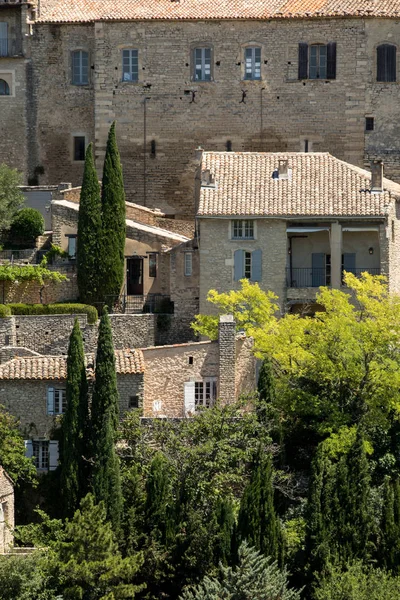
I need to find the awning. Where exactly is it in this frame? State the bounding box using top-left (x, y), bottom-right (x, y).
top-left (286, 227), bottom-right (330, 233)
top-left (342, 226), bottom-right (379, 232)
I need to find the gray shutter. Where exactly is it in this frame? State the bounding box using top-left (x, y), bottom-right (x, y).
top-left (24, 440), bottom-right (33, 459)
top-left (342, 253), bottom-right (356, 275)
top-left (184, 382), bottom-right (195, 416)
top-left (47, 387), bottom-right (55, 415)
top-left (49, 441), bottom-right (59, 471)
top-left (234, 249), bottom-right (245, 281)
top-left (312, 253), bottom-right (325, 287)
top-left (298, 42), bottom-right (308, 79)
top-left (386, 45), bottom-right (396, 82)
top-left (0, 23), bottom-right (8, 57)
top-left (327, 42), bottom-right (337, 79)
top-left (251, 249), bottom-right (262, 282)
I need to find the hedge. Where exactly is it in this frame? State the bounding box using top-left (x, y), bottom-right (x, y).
top-left (0, 304), bottom-right (11, 317)
top-left (3, 303), bottom-right (98, 324)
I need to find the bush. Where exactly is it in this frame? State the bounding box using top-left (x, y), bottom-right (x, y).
top-left (0, 304), bottom-right (11, 317)
top-left (7, 303), bottom-right (98, 324)
top-left (9, 208), bottom-right (45, 245)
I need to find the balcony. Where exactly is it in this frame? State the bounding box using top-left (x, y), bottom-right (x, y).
top-left (102, 293), bottom-right (174, 315)
top-left (286, 267), bottom-right (381, 288)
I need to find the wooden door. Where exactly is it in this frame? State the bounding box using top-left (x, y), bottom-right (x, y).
top-left (126, 257), bottom-right (144, 295)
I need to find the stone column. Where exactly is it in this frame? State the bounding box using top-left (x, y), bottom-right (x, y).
top-left (218, 314), bottom-right (236, 404)
top-left (330, 221), bottom-right (342, 289)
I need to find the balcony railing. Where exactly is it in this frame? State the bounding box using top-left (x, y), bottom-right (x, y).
top-left (100, 293), bottom-right (174, 314)
top-left (287, 267), bottom-right (381, 288)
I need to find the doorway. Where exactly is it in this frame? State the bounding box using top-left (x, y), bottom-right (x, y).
top-left (126, 257), bottom-right (144, 295)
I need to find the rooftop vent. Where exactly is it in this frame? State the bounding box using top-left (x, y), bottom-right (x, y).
top-left (278, 159), bottom-right (289, 179)
top-left (371, 160), bottom-right (383, 192)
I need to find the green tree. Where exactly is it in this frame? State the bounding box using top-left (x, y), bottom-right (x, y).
top-left (60, 319), bottom-right (89, 517)
top-left (179, 542), bottom-right (301, 600)
top-left (9, 207), bottom-right (44, 246)
top-left (237, 448), bottom-right (282, 562)
top-left (379, 477), bottom-right (400, 573)
top-left (145, 452), bottom-right (175, 546)
top-left (77, 143), bottom-right (102, 305)
top-left (0, 405), bottom-right (36, 485)
top-left (0, 164), bottom-right (24, 232)
top-left (55, 494), bottom-right (144, 600)
top-left (99, 122), bottom-right (126, 304)
top-left (0, 552), bottom-right (57, 600)
top-left (214, 496), bottom-right (235, 566)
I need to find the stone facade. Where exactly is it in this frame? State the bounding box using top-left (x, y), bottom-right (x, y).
top-left (3, 13), bottom-right (400, 215)
top-left (0, 467), bottom-right (14, 554)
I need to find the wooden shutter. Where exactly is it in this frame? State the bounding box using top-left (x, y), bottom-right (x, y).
top-left (386, 45), bottom-right (396, 82)
top-left (312, 253), bottom-right (325, 287)
top-left (47, 387), bottom-right (55, 415)
top-left (327, 42), bottom-right (337, 79)
top-left (0, 23), bottom-right (8, 57)
top-left (234, 249), bottom-right (245, 281)
top-left (342, 253), bottom-right (356, 275)
top-left (49, 441), bottom-right (59, 471)
top-left (24, 440), bottom-right (33, 459)
top-left (251, 249), bottom-right (262, 282)
top-left (184, 381), bottom-right (195, 417)
top-left (298, 43), bottom-right (308, 79)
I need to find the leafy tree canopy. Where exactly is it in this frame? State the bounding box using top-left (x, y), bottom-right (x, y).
top-left (0, 164), bottom-right (24, 232)
top-left (0, 404), bottom-right (36, 485)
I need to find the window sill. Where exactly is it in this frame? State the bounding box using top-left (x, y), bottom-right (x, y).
top-left (70, 83), bottom-right (91, 88)
top-left (231, 237), bottom-right (255, 242)
top-left (120, 80), bottom-right (140, 85)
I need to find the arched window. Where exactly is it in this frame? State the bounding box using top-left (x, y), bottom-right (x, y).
top-left (377, 44), bottom-right (396, 82)
top-left (0, 79), bottom-right (10, 95)
top-left (244, 46), bottom-right (261, 80)
top-left (71, 50), bottom-right (89, 85)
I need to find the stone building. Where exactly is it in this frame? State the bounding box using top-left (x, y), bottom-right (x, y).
top-left (0, 466), bottom-right (14, 554)
top-left (196, 151), bottom-right (400, 314)
top-left (2, 1), bottom-right (400, 216)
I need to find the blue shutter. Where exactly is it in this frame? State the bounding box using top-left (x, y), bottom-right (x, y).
top-left (49, 441), bottom-right (59, 471)
top-left (47, 387), bottom-right (55, 415)
top-left (24, 440), bottom-right (33, 459)
top-left (234, 249), bottom-right (245, 281)
top-left (184, 382), bottom-right (195, 416)
top-left (312, 253), bottom-right (325, 287)
top-left (343, 253), bottom-right (356, 275)
top-left (298, 43), bottom-right (308, 79)
top-left (251, 249), bottom-right (262, 282)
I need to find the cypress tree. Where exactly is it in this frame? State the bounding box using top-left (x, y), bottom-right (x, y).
top-left (237, 447), bottom-right (282, 562)
top-left (60, 319), bottom-right (88, 517)
top-left (214, 496), bottom-right (235, 566)
top-left (99, 121), bottom-right (126, 304)
top-left (380, 477), bottom-right (397, 572)
top-left (257, 358), bottom-right (275, 425)
top-left (91, 309), bottom-right (122, 530)
top-left (76, 143), bottom-right (102, 305)
top-left (145, 452), bottom-right (175, 546)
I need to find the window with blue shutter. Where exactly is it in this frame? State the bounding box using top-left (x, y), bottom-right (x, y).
top-left (312, 253), bottom-right (326, 287)
top-left (49, 441), bottom-right (59, 471)
top-left (47, 387), bottom-right (55, 415)
top-left (234, 249), bottom-right (245, 281)
top-left (299, 42), bottom-right (336, 80)
top-left (342, 253), bottom-right (356, 281)
top-left (251, 249), bottom-right (262, 282)
top-left (298, 43), bottom-right (308, 79)
top-left (0, 23), bottom-right (8, 58)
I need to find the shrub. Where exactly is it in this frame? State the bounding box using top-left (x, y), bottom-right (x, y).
top-left (0, 304), bottom-right (11, 317)
top-left (7, 303), bottom-right (98, 324)
top-left (9, 208), bottom-right (44, 245)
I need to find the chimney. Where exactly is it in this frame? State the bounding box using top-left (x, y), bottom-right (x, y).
top-left (278, 159), bottom-right (289, 179)
top-left (371, 160), bottom-right (384, 192)
top-left (195, 146), bottom-right (203, 163)
top-left (218, 315), bottom-right (236, 404)
top-left (201, 169), bottom-right (215, 187)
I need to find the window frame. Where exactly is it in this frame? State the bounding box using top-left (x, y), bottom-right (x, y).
top-left (231, 219), bottom-right (255, 240)
top-left (0, 22), bottom-right (8, 58)
top-left (376, 43), bottom-right (397, 83)
top-left (309, 44), bottom-right (327, 80)
top-left (194, 377), bottom-right (218, 409)
top-left (47, 386), bottom-right (67, 415)
top-left (192, 46), bottom-right (213, 82)
top-left (0, 78), bottom-right (10, 96)
top-left (184, 252), bottom-right (193, 277)
top-left (244, 46), bottom-right (262, 81)
top-left (298, 42), bottom-right (336, 80)
top-left (32, 440), bottom-right (49, 471)
top-left (148, 252), bottom-right (157, 278)
top-left (122, 48), bottom-right (139, 83)
top-left (66, 235), bottom-right (77, 260)
top-left (71, 50), bottom-right (89, 86)
top-left (72, 135), bottom-right (86, 162)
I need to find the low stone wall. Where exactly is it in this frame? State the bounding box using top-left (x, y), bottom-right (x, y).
top-left (1, 265), bottom-right (78, 305)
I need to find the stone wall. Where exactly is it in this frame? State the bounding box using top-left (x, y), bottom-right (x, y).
top-left (218, 315), bottom-right (236, 403)
top-left (20, 17), bottom-right (400, 216)
top-left (1, 265), bottom-right (78, 305)
top-left (0, 467), bottom-right (14, 554)
top-left (170, 239), bottom-right (200, 322)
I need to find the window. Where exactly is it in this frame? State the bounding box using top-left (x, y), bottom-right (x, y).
top-left (67, 235), bottom-right (77, 259)
top-left (377, 44), bottom-right (396, 82)
top-left (244, 47), bottom-right (261, 80)
top-left (234, 248), bottom-right (262, 282)
top-left (0, 79), bottom-right (9, 96)
top-left (33, 441), bottom-right (49, 470)
top-left (129, 395), bottom-right (139, 409)
top-left (298, 42), bottom-right (336, 80)
top-left (72, 50), bottom-right (89, 85)
top-left (244, 251), bottom-right (252, 279)
top-left (47, 386), bottom-right (66, 415)
top-left (184, 252), bottom-right (193, 276)
top-left (365, 117), bottom-right (374, 132)
top-left (149, 253), bottom-right (157, 278)
top-left (232, 220), bottom-right (254, 239)
top-left (195, 378), bottom-right (217, 408)
top-left (73, 136), bottom-right (86, 161)
top-left (122, 49), bottom-right (139, 82)
top-left (0, 23), bottom-right (8, 58)
top-left (193, 47), bottom-right (212, 81)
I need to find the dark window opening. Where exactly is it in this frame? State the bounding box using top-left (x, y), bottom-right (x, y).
top-left (151, 139), bottom-right (156, 158)
top-left (149, 253), bottom-right (157, 278)
top-left (73, 136), bottom-right (86, 161)
top-left (129, 396), bottom-right (139, 409)
top-left (365, 117), bottom-right (374, 132)
top-left (377, 44), bottom-right (396, 82)
top-left (189, 356), bottom-right (194, 365)
top-left (304, 139), bottom-right (309, 152)
top-left (226, 140), bottom-right (232, 152)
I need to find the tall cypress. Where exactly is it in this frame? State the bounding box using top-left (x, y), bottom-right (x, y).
top-left (60, 319), bottom-right (88, 516)
top-left (145, 452), bottom-right (175, 546)
top-left (99, 121), bottom-right (126, 304)
top-left (380, 477), bottom-right (397, 572)
top-left (214, 496), bottom-right (235, 566)
top-left (77, 143), bottom-right (102, 305)
top-left (91, 309), bottom-right (122, 530)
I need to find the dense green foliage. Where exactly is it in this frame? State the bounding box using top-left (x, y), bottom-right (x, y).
top-left (0, 405), bottom-right (36, 485)
top-left (9, 207), bottom-right (44, 245)
top-left (99, 121), bottom-right (126, 304)
top-left (0, 265), bottom-right (67, 285)
top-left (77, 143), bottom-right (102, 305)
top-left (60, 319), bottom-right (89, 516)
top-left (5, 302), bottom-right (98, 323)
top-left (0, 303), bottom-right (11, 316)
top-left (0, 552), bottom-right (57, 600)
top-left (314, 561), bottom-right (400, 599)
top-left (0, 163), bottom-right (24, 232)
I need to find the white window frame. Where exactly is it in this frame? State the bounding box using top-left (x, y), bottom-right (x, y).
top-left (122, 49), bottom-right (139, 82)
top-left (33, 440), bottom-right (49, 471)
top-left (71, 50), bottom-right (89, 85)
top-left (231, 220), bottom-right (255, 240)
top-left (244, 46), bottom-right (261, 80)
top-left (195, 377), bottom-right (218, 409)
top-left (193, 47), bottom-right (212, 81)
top-left (184, 252), bottom-right (193, 276)
top-left (47, 386), bottom-right (66, 415)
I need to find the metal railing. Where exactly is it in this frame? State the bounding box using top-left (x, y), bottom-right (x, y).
top-left (102, 293), bottom-right (174, 314)
top-left (0, 249), bottom-right (37, 262)
top-left (287, 267), bottom-right (381, 288)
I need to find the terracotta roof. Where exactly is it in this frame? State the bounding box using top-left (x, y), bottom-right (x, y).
top-left (0, 349), bottom-right (145, 380)
top-left (36, 0), bottom-right (400, 23)
top-left (197, 152), bottom-right (400, 218)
